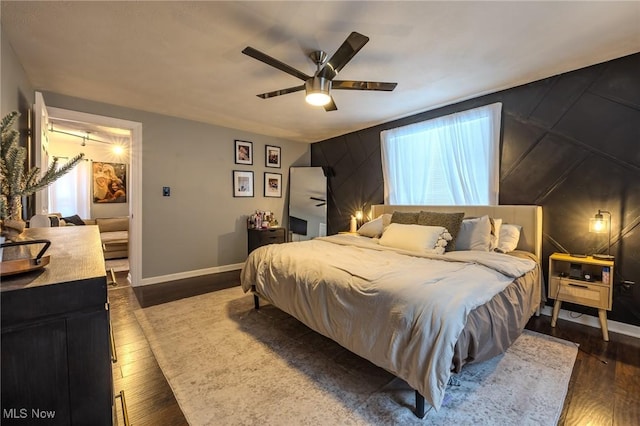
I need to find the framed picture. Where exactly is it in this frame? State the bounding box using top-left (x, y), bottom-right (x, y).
top-left (265, 145), bottom-right (281, 168)
top-left (93, 161), bottom-right (127, 203)
top-left (233, 170), bottom-right (254, 197)
top-left (264, 172), bottom-right (282, 198)
top-left (235, 140), bottom-right (253, 165)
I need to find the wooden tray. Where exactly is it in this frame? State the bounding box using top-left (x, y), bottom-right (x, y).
top-left (1, 255), bottom-right (51, 276)
top-left (0, 239), bottom-right (51, 277)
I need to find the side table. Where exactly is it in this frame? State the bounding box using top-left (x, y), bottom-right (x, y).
top-left (548, 252), bottom-right (614, 341)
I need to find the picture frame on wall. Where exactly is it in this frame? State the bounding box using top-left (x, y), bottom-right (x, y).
top-left (233, 170), bottom-right (254, 197)
top-left (235, 140), bottom-right (253, 165)
top-left (264, 172), bottom-right (282, 198)
top-left (265, 145), bottom-right (281, 168)
top-left (92, 161), bottom-right (127, 203)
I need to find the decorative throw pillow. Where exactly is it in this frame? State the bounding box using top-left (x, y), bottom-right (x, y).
top-left (378, 223), bottom-right (451, 254)
top-left (455, 215), bottom-right (492, 251)
top-left (495, 223), bottom-right (522, 253)
top-left (390, 211), bottom-right (419, 225)
top-left (62, 214), bottom-right (85, 226)
top-left (417, 211), bottom-right (464, 251)
top-left (357, 216), bottom-right (383, 238)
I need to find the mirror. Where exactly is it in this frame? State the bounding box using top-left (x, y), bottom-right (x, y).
top-left (288, 167), bottom-right (327, 241)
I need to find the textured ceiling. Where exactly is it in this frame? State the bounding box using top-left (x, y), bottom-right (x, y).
top-left (2, 1), bottom-right (639, 143)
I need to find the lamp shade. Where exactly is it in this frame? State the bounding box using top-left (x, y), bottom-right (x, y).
top-left (589, 209), bottom-right (614, 260)
top-left (589, 214), bottom-right (609, 233)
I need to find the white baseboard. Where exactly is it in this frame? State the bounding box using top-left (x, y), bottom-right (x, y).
top-left (540, 305), bottom-right (640, 339)
top-left (138, 263), bottom-right (244, 287)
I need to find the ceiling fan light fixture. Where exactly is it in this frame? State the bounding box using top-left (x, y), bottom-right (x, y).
top-left (305, 77), bottom-right (332, 106)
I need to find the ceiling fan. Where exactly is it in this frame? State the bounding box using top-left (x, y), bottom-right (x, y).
top-left (242, 32), bottom-right (397, 111)
top-left (310, 196), bottom-right (326, 207)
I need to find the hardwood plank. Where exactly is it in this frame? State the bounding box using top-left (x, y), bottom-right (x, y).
top-left (526, 313), bottom-right (640, 426)
top-left (613, 334), bottom-right (640, 426)
top-left (132, 270), bottom-right (239, 307)
top-left (108, 280), bottom-right (187, 424)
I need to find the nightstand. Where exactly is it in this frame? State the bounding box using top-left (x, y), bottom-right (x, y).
top-left (247, 227), bottom-right (287, 254)
top-left (548, 252), bottom-right (614, 341)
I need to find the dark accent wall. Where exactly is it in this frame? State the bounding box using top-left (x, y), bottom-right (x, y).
top-left (311, 53), bottom-right (640, 326)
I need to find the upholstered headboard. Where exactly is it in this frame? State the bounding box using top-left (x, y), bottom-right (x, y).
top-left (370, 205), bottom-right (543, 260)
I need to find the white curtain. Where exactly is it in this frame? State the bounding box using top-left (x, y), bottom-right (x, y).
top-left (49, 159), bottom-right (91, 218)
top-left (381, 102), bottom-right (502, 205)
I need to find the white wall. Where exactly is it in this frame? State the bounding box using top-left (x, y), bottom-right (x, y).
top-left (1, 25), bottom-right (34, 117)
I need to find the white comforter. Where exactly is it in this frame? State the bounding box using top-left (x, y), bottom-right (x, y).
top-left (240, 234), bottom-right (536, 410)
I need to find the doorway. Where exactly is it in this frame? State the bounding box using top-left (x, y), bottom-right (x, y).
top-left (35, 92), bottom-right (142, 286)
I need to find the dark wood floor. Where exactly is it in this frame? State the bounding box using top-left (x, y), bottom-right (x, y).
top-left (109, 273), bottom-right (640, 425)
top-left (109, 272), bottom-right (188, 426)
top-left (526, 314), bottom-right (640, 426)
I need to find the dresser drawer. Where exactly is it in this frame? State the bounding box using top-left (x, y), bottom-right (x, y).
top-left (248, 228), bottom-right (287, 254)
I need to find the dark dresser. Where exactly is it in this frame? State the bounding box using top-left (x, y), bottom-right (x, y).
top-left (247, 227), bottom-right (287, 254)
top-left (1, 226), bottom-right (112, 425)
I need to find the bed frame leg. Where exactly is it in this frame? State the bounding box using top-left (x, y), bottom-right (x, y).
top-left (414, 390), bottom-right (426, 418)
top-left (251, 285), bottom-right (260, 310)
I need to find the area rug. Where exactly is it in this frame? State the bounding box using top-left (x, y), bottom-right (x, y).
top-left (134, 287), bottom-right (577, 425)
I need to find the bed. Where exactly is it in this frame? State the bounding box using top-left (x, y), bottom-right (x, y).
top-left (240, 204), bottom-right (543, 417)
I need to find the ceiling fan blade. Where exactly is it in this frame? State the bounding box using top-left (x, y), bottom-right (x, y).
top-left (242, 46), bottom-right (310, 81)
top-left (257, 85), bottom-right (305, 99)
top-left (317, 32), bottom-right (369, 80)
top-left (323, 97), bottom-right (338, 112)
top-left (333, 80), bottom-right (397, 91)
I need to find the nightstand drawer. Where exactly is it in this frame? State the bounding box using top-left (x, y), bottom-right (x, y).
top-left (550, 277), bottom-right (611, 310)
top-left (247, 228), bottom-right (287, 254)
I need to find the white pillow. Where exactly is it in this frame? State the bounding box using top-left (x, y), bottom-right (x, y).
top-left (381, 213), bottom-right (392, 232)
top-left (455, 215), bottom-right (492, 251)
top-left (495, 224), bottom-right (522, 253)
top-left (378, 223), bottom-right (451, 254)
top-left (489, 217), bottom-right (502, 251)
top-left (357, 216), bottom-right (383, 238)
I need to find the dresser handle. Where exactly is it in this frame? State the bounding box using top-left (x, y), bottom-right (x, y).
top-left (110, 323), bottom-right (117, 363)
top-left (115, 390), bottom-right (130, 426)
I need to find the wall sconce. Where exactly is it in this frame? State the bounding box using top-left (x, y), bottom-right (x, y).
top-left (589, 209), bottom-right (614, 260)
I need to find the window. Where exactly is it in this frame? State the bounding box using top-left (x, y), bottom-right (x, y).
top-left (381, 102), bottom-right (502, 205)
top-left (49, 158), bottom-right (90, 218)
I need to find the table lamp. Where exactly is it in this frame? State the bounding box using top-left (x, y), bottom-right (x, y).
top-left (589, 210), bottom-right (614, 260)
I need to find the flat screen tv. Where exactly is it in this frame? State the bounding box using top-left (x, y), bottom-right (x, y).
top-left (289, 216), bottom-right (308, 236)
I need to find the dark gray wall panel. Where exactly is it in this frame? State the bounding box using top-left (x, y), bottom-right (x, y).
top-left (590, 54), bottom-right (640, 108)
top-left (500, 133), bottom-right (590, 205)
top-left (528, 65), bottom-right (603, 129)
top-left (500, 115), bottom-right (547, 178)
top-left (554, 93), bottom-right (640, 167)
top-left (312, 52), bottom-right (640, 326)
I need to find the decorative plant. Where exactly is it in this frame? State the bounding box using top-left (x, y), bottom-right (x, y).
top-left (1, 110), bottom-right (84, 239)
